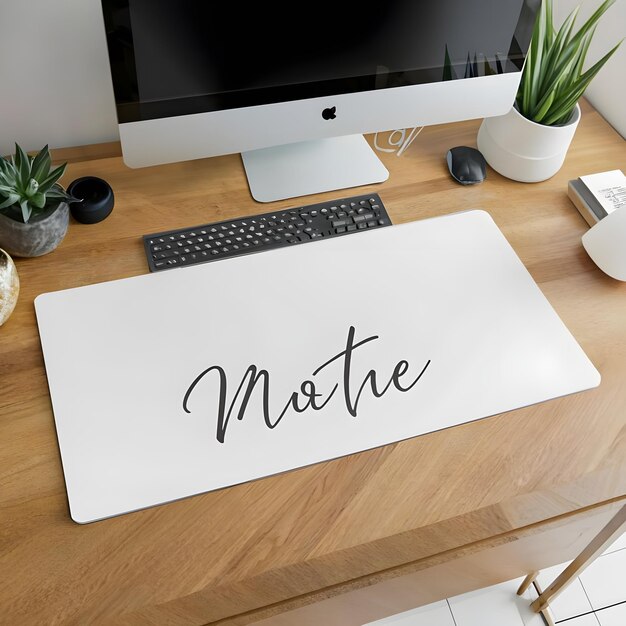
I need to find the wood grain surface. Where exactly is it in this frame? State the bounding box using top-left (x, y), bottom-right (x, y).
top-left (248, 499), bottom-right (625, 626)
top-left (0, 100), bottom-right (625, 625)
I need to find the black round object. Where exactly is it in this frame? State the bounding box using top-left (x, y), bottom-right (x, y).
top-left (67, 176), bottom-right (114, 224)
top-left (446, 146), bottom-right (487, 185)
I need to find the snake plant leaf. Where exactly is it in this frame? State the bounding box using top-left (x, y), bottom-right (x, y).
top-left (0, 162), bottom-right (16, 186)
top-left (0, 194), bottom-right (20, 210)
top-left (45, 187), bottom-right (66, 198)
top-left (572, 28), bottom-right (596, 80)
top-left (0, 184), bottom-right (17, 195)
top-left (46, 187), bottom-right (73, 201)
top-left (545, 0), bottom-right (555, 47)
top-left (14, 144), bottom-right (32, 191)
top-left (566, 0), bottom-right (616, 52)
top-left (520, 44), bottom-right (532, 112)
top-left (533, 89), bottom-right (556, 123)
top-left (539, 7), bottom-right (579, 94)
top-left (30, 192), bottom-right (47, 209)
top-left (542, 39), bottom-right (623, 125)
top-left (20, 199), bottom-right (32, 223)
top-left (531, 56), bottom-right (575, 119)
top-left (537, 16), bottom-right (583, 105)
top-left (36, 162), bottom-right (67, 196)
top-left (0, 156), bottom-right (10, 176)
top-left (30, 145), bottom-right (52, 183)
top-left (548, 0), bottom-right (616, 89)
top-left (517, 0), bottom-right (621, 126)
top-left (527, 0), bottom-right (547, 112)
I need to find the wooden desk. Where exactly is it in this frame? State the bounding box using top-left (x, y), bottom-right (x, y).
top-left (1, 100), bottom-right (625, 625)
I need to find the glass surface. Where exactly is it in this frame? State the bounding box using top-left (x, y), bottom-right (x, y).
top-left (101, 0), bottom-right (540, 123)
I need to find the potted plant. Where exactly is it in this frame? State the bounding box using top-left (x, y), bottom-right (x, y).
top-left (477, 0), bottom-right (622, 183)
top-left (0, 144), bottom-right (80, 257)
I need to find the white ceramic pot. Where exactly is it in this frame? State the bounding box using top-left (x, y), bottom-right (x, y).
top-left (477, 104), bottom-right (581, 183)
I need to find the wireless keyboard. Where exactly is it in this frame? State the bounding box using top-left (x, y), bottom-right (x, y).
top-left (143, 193), bottom-right (391, 272)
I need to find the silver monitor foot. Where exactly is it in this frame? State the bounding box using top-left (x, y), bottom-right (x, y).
top-left (242, 134), bottom-right (389, 203)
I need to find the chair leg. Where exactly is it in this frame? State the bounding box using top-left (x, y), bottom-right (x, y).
top-left (517, 571), bottom-right (539, 595)
top-left (531, 503), bottom-right (626, 613)
top-left (530, 577), bottom-right (556, 626)
top-left (539, 607), bottom-right (556, 626)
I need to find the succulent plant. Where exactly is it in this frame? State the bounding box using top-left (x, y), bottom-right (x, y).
top-left (517, 0), bottom-right (622, 126)
top-left (0, 144), bottom-right (79, 224)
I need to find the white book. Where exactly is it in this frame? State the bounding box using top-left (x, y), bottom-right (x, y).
top-left (570, 169), bottom-right (626, 226)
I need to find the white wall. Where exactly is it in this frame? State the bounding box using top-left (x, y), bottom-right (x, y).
top-left (554, 0), bottom-right (626, 138)
top-left (1, 0), bottom-right (624, 157)
top-left (0, 0), bottom-right (118, 156)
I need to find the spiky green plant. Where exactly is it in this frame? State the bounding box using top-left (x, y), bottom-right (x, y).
top-left (517, 0), bottom-right (622, 126)
top-left (0, 144), bottom-right (79, 224)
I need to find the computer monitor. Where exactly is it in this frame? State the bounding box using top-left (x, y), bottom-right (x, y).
top-left (100, 1), bottom-right (540, 202)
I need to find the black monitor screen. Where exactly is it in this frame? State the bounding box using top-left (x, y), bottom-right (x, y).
top-left (102, 0), bottom-right (540, 123)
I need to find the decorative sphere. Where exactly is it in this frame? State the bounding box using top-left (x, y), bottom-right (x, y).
top-left (0, 248), bottom-right (19, 326)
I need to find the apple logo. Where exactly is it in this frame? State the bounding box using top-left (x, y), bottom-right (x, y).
top-left (322, 106), bottom-right (337, 120)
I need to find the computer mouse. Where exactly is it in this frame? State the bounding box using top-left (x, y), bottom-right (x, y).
top-left (582, 205), bottom-right (626, 281)
top-left (446, 146), bottom-right (487, 185)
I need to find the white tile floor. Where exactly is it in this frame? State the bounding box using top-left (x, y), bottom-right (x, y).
top-left (563, 615), bottom-right (601, 626)
top-left (364, 532), bottom-right (626, 626)
top-left (597, 603), bottom-right (626, 626)
top-left (580, 548), bottom-right (626, 610)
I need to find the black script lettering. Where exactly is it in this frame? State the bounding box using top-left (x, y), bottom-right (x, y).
top-left (183, 364), bottom-right (270, 443)
top-left (183, 326), bottom-right (431, 443)
top-left (312, 326), bottom-right (379, 416)
top-left (353, 369), bottom-right (392, 413)
top-left (391, 359), bottom-right (431, 391)
top-left (313, 327), bottom-right (431, 417)
top-left (274, 381), bottom-right (338, 429)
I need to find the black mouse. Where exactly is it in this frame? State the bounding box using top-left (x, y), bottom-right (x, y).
top-left (446, 146), bottom-right (487, 185)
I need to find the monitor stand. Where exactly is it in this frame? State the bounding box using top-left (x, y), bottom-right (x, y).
top-left (241, 134), bottom-right (389, 203)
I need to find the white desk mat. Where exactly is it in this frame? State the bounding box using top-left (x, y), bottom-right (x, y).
top-left (35, 210), bottom-right (600, 523)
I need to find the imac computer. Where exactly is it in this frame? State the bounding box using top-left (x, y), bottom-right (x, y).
top-left (100, 1), bottom-right (540, 202)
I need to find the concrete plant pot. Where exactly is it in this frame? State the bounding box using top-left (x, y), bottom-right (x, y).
top-left (0, 202), bottom-right (69, 257)
top-left (477, 103), bottom-right (581, 183)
